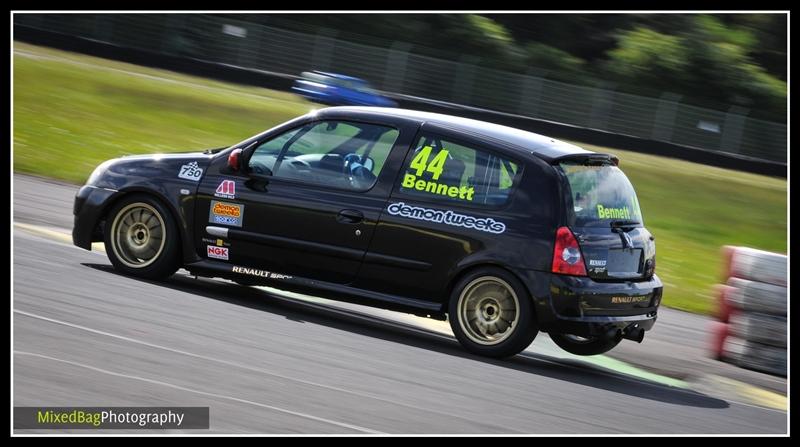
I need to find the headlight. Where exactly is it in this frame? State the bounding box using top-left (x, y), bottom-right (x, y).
top-left (86, 159), bottom-right (115, 186)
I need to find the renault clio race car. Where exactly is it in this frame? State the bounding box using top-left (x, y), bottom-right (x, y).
top-left (73, 107), bottom-right (662, 358)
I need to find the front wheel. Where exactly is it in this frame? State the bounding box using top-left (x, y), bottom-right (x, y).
top-left (549, 333), bottom-right (621, 356)
top-left (448, 267), bottom-right (538, 358)
top-left (104, 195), bottom-right (180, 280)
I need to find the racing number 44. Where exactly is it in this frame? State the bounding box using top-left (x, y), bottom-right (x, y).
top-left (410, 146), bottom-right (449, 180)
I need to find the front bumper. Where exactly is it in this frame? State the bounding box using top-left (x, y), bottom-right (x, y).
top-left (72, 185), bottom-right (118, 249)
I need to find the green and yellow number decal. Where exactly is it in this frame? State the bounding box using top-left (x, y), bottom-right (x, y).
top-left (402, 146), bottom-right (475, 201)
top-left (409, 146), bottom-right (449, 180)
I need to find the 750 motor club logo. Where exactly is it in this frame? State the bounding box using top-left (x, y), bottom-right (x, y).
top-left (214, 180), bottom-right (236, 199)
top-left (178, 162), bottom-right (203, 181)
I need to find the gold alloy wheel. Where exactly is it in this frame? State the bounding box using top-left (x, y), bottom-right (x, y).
top-left (110, 202), bottom-right (167, 269)
top-left (457, 276), bottom-right (521, 345)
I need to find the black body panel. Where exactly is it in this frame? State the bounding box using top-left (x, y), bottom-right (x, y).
top-left (72, 107), bottom-right (663, 337)
top-left (72, 152), bottom-right (214, 264)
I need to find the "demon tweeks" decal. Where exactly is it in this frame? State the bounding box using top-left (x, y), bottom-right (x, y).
top-left (387, 202), bottom-right (506, 234)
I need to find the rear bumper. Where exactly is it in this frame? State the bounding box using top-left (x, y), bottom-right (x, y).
top-left (519, 269), bottom-right (663, 335)
top-left (544, 312), bottom-right (658, 337)
top-left (72, 185), bottom-right (118, 249)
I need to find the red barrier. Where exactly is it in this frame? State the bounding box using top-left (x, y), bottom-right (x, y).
top-left (710, 246), bottom-right (786, 377)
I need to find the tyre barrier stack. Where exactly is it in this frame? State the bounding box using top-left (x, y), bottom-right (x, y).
top-left (710, 246), bottom-right (788, 377)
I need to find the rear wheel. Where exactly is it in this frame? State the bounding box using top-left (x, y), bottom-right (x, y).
top-left (448, 267), bottom-right (538, 358)
top-left (549, 333), bottom-right (621, 356)
top-left (104, 195), bottom-right (180, 280)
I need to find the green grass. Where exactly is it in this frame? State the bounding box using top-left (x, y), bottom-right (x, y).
top-left (13, 42), bottom-right (787, 315)
top-left (13, 42), bottom-right (313, 184)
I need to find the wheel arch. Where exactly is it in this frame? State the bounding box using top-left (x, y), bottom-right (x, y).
top-left (443, 262), bottom-right (537, 316)
top-left (94, 187), bottom-right (188, 261)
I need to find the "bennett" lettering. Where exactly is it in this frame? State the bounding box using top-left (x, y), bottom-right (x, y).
top-left (402, 173), bottom-right (475, 201)
top-left (596, 204), bottom-right (631, 220)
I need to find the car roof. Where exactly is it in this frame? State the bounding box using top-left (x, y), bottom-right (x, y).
top-left (316, 106), bottom-right (595, 163)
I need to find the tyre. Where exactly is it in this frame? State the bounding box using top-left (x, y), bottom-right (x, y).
top-left (729, 312), bottom-right (787, 348)
top-left (724, 245), bottom-right (787, 287)
top-left (722, 335), bottom-right (787, 377)
top-left (104, 195), bottom-right (181, 280)
top-left (726, 277), bottom-right (787, 316)
top-left (448, 267), bottom-right (538, 358)
top-left (714, 284), bottom-right (735, 323)
top-left (549, 333), bottom-right (621, 356)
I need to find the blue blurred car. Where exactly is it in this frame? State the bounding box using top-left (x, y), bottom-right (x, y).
top-left (292, 71), bottom-right (398, 107)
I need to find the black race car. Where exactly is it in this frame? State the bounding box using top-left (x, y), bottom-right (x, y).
top-left (73, 107), bottom-right (662, 358)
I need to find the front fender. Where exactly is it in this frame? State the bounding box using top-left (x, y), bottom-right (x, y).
top-left (72, 152), bottom-right (216, 264)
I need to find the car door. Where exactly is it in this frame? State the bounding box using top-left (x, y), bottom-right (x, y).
top-left (355, 125), bottom-right (525, 302)
top-left (194, 117), bottom-right (415, 285)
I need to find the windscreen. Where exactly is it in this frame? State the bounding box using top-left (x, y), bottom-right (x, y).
top-left (559, 162), bottom-right (643, 227)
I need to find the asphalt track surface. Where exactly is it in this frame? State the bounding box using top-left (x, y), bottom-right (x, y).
top-left (12, 175), bottom-right (788, 434)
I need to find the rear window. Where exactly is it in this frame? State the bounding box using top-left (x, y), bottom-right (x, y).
top-left (559, 162), bottom-right (643, 227)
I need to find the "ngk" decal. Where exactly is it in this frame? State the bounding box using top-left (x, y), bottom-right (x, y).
top-left (207, 245), bottom-right (229, 260)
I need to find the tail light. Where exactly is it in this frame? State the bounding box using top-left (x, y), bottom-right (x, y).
top-left (645, 257), bottom-right (656, 278)
top-left (551, 226), bottom-right (587, 276)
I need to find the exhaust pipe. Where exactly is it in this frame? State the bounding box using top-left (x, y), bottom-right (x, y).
top-left (623, 325), bottom-right (645, 343)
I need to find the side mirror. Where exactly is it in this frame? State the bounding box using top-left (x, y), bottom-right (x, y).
top-left (227, 148), bottom-right (243, 171)
top-left (244, 170), bottom-right (271, 192)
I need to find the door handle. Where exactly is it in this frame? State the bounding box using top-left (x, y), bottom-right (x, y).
top-left (337, 209), bottom-right (364, 224)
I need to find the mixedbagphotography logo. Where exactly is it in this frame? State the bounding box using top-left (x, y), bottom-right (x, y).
top-left (14, 407), bottom-right (210, 430)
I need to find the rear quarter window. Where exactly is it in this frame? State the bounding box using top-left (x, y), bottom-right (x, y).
top-left (397, 134), bottom-right (521, 207)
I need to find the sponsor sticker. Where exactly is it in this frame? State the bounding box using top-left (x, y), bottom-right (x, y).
top-left (214, 180), bottom-right (236, 199)
top-left (178, 162), bottom-right (203, 181)
top-left (231, 266), bottom-right (292, 280)
top-left (207, 245), bottom-right (229, 260)
top-left (610, 295), bottom-right (649, 304)
top-left (202, 237), bottom-right (231, 247)
top-left (387, 202), bottom-right (506, 234)
top-left (201, 238), bottom-right (230, 247)
top-left (208, 200), bottom-right (244, 227)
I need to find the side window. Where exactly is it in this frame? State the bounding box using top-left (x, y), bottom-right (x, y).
top-left (248, 128), bottom-right (303, 175)
top-left (397, 134), bottom-right (521, 206)
top-left (249, 120), bottom-right (399, 191)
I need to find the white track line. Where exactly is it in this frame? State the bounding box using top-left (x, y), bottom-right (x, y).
top-left (14, 350), bottom-right (382, 434)
top-left (14, 309), bottom-right (618, 432)
top-left (12, 309), bottom-right (499, 427)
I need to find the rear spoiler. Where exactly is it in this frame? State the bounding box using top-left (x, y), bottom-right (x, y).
top-left (553, 153), bottom-right (619, 166)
